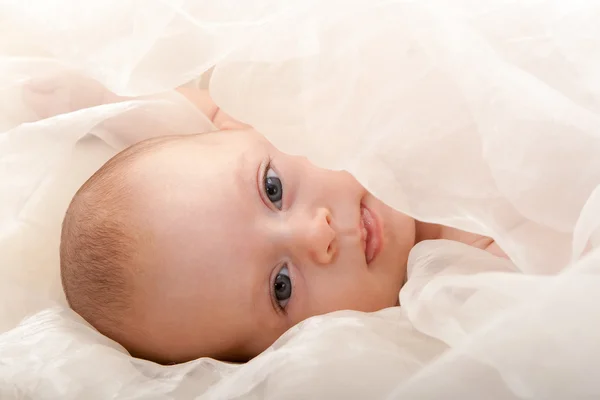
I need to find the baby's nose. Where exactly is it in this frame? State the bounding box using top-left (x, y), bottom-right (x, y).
top-left (294, 208), bottom-right (336, 265)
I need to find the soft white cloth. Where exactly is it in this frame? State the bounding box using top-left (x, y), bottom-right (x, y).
top-left (1, 1), bottom-right (600, 398)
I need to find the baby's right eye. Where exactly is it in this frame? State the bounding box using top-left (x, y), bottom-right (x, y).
top-left (264, 166), bottom-right (283, 210)
top-left (273, 264), bottom-right (292, 310)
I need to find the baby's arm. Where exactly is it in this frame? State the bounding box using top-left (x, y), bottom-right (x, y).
top-left (175, 87), bottom-right (248, 130)
top-left (475, 237), bottom-right (510, 259)
top-left (175, 87), bottom-right (220, 124)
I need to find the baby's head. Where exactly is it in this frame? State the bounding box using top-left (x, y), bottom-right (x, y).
top-left (60, 129), bottom-right (416, 363)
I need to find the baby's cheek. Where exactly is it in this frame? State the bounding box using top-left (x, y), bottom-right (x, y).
top-left (310, 278), bottom-right (388, 316)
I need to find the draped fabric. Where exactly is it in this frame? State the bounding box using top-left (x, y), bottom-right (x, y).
top-left (1, 1), bottom-right (600, 398)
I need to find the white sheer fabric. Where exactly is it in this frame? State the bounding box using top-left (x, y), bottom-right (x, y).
top-left (1, 0), bottom-right (600, 398)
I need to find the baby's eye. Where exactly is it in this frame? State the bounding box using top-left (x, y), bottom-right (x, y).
top-left (273, 264), bottom-right (292, 310)
top-left (264, 167), bottom-right (283, 210)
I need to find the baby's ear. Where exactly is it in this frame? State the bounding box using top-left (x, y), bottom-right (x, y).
top-left (175, 86), bottom-right (251, 131)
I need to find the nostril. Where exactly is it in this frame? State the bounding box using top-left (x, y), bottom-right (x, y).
top-left (326, 241), bottom-right (337, 257)
top-left (325, 213), bottom-right (332, 225)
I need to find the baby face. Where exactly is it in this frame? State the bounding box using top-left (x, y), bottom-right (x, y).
top-left (126, 129), bottom-right (415, 363)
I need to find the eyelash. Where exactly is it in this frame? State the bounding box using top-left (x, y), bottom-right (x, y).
top-left (270, 265), bottom-right (290, 315)
top-left (261, 159), bottom-right (283, 210)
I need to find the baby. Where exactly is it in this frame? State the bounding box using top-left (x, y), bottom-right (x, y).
top-left (60, 88), bottom-right (507, 364)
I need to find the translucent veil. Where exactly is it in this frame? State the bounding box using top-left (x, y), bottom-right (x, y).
top-left (1, 1), bottom-right (600, 398)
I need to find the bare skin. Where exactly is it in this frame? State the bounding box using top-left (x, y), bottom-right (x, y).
top-left (119, 128), bottom-right (417, 362)
top-left (108, 88), bottom-right (508, 363)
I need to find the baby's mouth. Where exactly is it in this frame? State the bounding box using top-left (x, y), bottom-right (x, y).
top-left (360, 203), bottom-right (382, 265)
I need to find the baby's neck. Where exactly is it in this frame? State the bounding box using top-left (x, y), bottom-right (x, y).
top-left (414, 221), bottom-right (444, 243)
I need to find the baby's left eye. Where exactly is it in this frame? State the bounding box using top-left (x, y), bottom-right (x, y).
top-left (264, 167), bottom-right (283, 210)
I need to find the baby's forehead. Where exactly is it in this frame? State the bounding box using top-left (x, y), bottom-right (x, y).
top-left (124, 129), bottom-right (272, 238)
top-left (158, 130), bottom-right (267, 160)
top-left (130, 131), bottom-right (265, 214)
